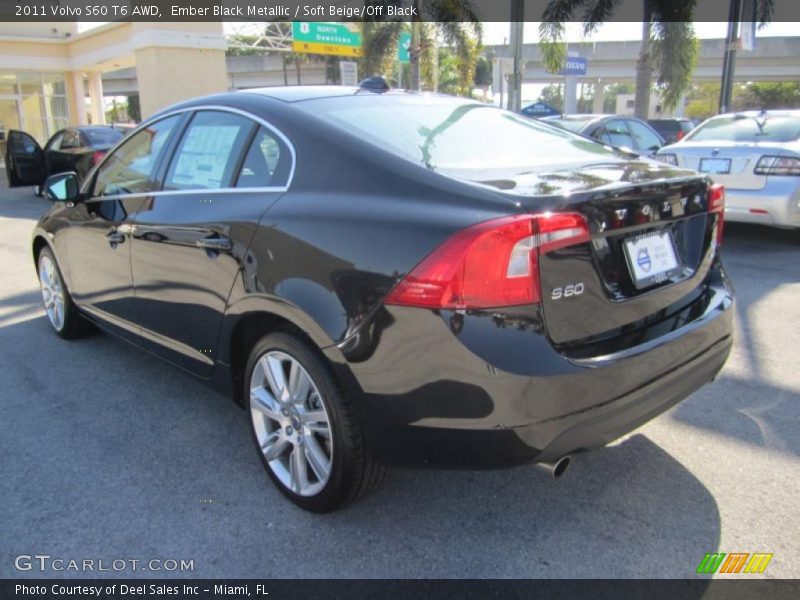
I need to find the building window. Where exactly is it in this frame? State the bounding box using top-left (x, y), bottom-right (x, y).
top-left (1, 71), bottom-right (70, 144)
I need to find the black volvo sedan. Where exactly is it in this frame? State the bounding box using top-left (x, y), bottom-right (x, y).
top-left (32, 86), bottom-right (733, 512)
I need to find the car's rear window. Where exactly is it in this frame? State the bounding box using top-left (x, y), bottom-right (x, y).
top-left (649, 120), bottom-right (680, 133)
top-left (687, 115), bottom-right (800, 143)
top-left (544, 117), bottom-right (596, 133)
top-left (298, 95), bottom-right (619, 179)
top-left (83, 128), bottom-right (125, 146)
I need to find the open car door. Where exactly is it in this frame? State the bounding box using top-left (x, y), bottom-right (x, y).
top-left (5, 130), bottom-right (46, 187)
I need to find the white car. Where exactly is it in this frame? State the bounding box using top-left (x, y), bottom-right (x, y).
top-left (656, 110), bottom-right (800, 230)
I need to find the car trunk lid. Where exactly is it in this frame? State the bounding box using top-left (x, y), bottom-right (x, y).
top-left (483, 159), bottom-right (716, 346)
top-left (669, 141), bottom-right (795, 190)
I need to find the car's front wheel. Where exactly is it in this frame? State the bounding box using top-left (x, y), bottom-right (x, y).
top-left (37, 247), bottom-right (89, 339)
top-left (245, 332), bottom-right (386, 512)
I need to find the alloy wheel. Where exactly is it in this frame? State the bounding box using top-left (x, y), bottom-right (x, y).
top-left (249, 350), bottom-right (334, 497)
top-left (39, 255), bottom-right (65, 332)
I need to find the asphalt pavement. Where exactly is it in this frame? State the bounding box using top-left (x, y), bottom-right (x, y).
top-left (1, 178), bottom-right (798, 578)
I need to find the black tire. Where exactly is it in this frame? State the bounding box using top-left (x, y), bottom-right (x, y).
top-left (36, 247), bottom-right (92, 339)
top-left (245, 331), bottom-right (386, 512)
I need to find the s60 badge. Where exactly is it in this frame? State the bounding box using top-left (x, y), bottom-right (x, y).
top-left (551, 283), bottom-right (585, 300)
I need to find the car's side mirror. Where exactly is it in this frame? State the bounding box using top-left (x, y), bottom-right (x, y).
top-left (648, 145), bottom-right (662, 153)
top-left (44, 172), bottom-right (80, 203)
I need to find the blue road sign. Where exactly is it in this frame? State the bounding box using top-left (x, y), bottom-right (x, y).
top-left (560, 57), bottom-right (587, 76)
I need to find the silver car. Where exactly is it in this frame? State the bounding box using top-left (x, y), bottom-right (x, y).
top-left (656, 111), bottom-right (800, 230)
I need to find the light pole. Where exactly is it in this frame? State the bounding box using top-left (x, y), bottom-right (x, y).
top-left (719, 0), bottom-right (744, 113)
top-left (508, 0), bottom-right (525, 112)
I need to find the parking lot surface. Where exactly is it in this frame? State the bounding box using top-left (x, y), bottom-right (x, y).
top-left (1, 180), bottom-right (798, 578)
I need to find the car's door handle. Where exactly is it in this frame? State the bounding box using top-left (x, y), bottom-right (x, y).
top-left (106, 231), bottom-right (126, 245)
top-left (196, 235), bottom-right (233, 252)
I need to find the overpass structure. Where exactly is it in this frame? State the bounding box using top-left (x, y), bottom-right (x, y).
top-left (489, 36), bottom-right (800, 113)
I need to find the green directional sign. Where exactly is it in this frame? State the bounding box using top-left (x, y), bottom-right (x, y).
top-left (292, 22), bottom-right (363, 57)
top-left (398, 32), bottom-right (411, 63)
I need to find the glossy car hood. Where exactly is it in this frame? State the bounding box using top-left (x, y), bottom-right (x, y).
top-left (461, 159), bottom-right (698, 197)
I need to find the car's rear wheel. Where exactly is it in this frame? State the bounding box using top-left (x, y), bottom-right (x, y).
top-left (37, 247), bottom-right (89, 339)
top-left (245, 332), bottom-right (386, 512)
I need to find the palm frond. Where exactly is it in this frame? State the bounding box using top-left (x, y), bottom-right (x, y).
top-left (651, 20), bottom-right (698, 109)
top-left (582, 0), bottom-right (622, 36)
top-left (756, 0), bottom-right (774, 27)
top-left (425, 0), bottom-right (480, 24)
top-left (539, 0), bottom-right (588, 73)
top-left (362, 21), bottom-right (406, 79)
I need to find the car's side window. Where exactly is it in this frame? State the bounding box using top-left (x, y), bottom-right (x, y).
top-left (603, 120), bottom-right (635, 149)
top-left (163, 111), bottom-right (255, 191)
top-left (92, 115), bottom-right (181, 198)
top-left (46, 131), bottom-right (64, 152)
top-left (627, 120), bottom-right (662, 151)
top-left (60, 129), bottom-right (80, 149)
top-left (235, 127), bottom-right (291, 189)
top-left (10, 132), bottom-right (39, 154)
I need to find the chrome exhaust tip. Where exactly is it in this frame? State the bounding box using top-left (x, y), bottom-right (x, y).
top-left (535, 455), bottom-right (571, 479)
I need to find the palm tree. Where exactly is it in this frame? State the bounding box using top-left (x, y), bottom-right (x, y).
top-left (361, 1), bottom-right (482, 96)
top-left (539, 0), bottom-right (774, 118)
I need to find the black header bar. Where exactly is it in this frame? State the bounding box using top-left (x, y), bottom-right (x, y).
top-left (3, 579), bottom-right (800, 600)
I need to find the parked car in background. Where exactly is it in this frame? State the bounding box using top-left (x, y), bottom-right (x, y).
top-left (648, 118), bottom-right (697, 145)
top-left (4, 124), bottom-right (133, 195)
top-left (32, 87), bottom-right (732, 512)
top-left (541, 114), bottom-right (665, 156)
top-left (656, 110), bottom-right (800, 230)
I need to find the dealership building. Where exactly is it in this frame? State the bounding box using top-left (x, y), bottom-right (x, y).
top-left (0, 22), bottom-right (228, 144)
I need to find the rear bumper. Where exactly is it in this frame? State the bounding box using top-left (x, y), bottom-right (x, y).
top-left (332, 273), bottom-right (734, 468)
top-left (522, 333), bottom-right (731, 462)
top-left (724, 178), bottom-right (800, 228)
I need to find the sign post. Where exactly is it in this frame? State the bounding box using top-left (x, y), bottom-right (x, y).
top-left (398, 32), bottom-right (411, 63)
top-left (292, 22), bottom-right (363, 57)
top-left (339, 61), bottom-right (359, 87)
top-left (561, 52), bottom-right (587, 113)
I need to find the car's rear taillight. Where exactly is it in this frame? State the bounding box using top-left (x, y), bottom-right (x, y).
top-left (385, 213), bottom-right (590, 309)
top-left (708, 184), bottom-right (725, 246)
top-left (753, 155), bottom-right (800, 176)
top-left (92, 151), bottom-right (106, 166)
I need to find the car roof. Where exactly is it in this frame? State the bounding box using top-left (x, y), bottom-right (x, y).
top-left (544, 114), bottom-right (609, 121)
top-left (239, 86), bottom-right (417, 103)
top-left (712, 110), bottom-right (800, 119)
top-left (75, 124), bottom-right (132, 131)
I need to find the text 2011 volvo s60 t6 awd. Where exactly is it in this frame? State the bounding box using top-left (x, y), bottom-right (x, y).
top-left (32, 86), bottom-right (734, 512)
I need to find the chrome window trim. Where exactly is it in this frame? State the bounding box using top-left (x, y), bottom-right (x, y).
top-left (90, 187), bottom-right (291, 202)
top-left (87, 104), bottom-right (297, 198)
